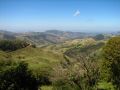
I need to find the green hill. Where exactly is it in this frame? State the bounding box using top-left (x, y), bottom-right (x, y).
top-left (0, 46), bottom-right (64, 75)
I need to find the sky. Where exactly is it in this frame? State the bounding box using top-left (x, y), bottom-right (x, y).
top-left (0, 0), bottom-right (120, 32)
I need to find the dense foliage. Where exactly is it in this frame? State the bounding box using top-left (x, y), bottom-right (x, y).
top-left (0, 61), bottom-right (39, 90)
top-left (94, 34), bottom-right (105, 40)
top-left (102, 36), bottom-right (120, 89)
top-left (0, 40), bottom-right (29, 51)
top-left (51, 54), bottom-right (100, 90)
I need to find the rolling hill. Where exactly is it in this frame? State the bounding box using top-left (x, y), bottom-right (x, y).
top-left (0, 30), bottom-right (99, 46)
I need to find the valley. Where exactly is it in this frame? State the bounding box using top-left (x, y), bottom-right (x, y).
top-left (0, 30), bottom-right (119, 90)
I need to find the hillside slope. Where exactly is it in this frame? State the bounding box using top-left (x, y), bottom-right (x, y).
top-left (0, 46), bottom-right (64, 75)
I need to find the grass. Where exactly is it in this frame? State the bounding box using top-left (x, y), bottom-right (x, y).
top-left (0, 46), bottom-right (65, 75)
top-left (0, 39), bottom-right (109, 90)
top-left (41, 86), bottom-right (53, 90)
top-left (0, 38), bottom-right (102, 75)
top-left (97, 81), bottom-right (115, 90)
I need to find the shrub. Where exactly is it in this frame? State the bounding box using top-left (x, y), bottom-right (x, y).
top-left (51, 55), bottom-right (100, 90)
top-left (0, 61), bottom-right (39, 90)
top-left (0, 40), bottom-right (29, 51)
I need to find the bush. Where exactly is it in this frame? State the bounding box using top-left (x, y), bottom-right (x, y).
top-left (51, 55), bottom-right (100, 90)
top-left (0, 61), bottom-right (39, 90)
top-left (0, 40), bottom-right (29, 51)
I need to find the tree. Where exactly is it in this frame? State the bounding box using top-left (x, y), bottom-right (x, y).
top-left (0, 40), bottom-right (29, 51)
top-left (51, 54), bottom-right (99, 90)
top-left (94, 34), bottom-right (105, 40)
top-left (0, 61), bottom-right (39, 90)
top-left (103, 36), bottom-right (120, 89)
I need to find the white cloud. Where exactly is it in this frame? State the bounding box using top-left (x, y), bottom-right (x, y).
top-left (73, 10), bottom-right (80, 16)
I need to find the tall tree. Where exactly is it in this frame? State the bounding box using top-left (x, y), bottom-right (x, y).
top-left (103, 36), bottom-right (120, 89)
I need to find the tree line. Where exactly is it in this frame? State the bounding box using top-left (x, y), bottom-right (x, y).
top-left (0, 39), bottom-right (30, 51)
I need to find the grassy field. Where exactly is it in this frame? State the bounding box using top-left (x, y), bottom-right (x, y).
top-left (0, 38), bottom-right (105, 73)
top-left (41, 86), bottom-right (53, 90)
top-left (0, 46), bottom-right (65, 75)
top-left (0, 38), bottom-right (104, 74)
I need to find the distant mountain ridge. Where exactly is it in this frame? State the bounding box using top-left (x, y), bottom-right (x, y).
top-left (0, 30), bottom-right (117, 45)
top-left (0, 30), bottom-right (93, 44)
top-left (0, 30), bottom-right (16, 40)
top-left (45, 30), bottom-right (91, 38)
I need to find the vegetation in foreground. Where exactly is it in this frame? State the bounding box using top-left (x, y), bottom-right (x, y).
top-left (0, 36), bottom-right (120, 90)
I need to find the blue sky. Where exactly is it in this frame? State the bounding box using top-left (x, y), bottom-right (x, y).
top-left (0, 0), bottom-right (120, 32)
